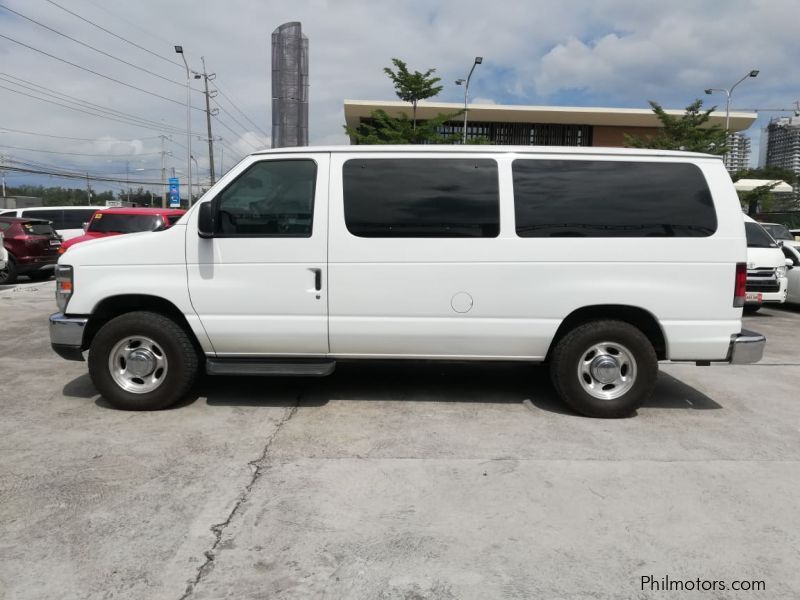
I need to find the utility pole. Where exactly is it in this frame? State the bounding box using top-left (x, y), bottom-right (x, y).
top-left (85, 172), bottom-right (91, 204)
top-left (0, 154), bottom-right (6, 198)
top-left (198, 57), bottom-right (218, 185)
top-left (159, 134), bottom-right (170, 208)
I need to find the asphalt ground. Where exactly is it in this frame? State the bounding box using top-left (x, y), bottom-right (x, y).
top-left (1, 279), bottom-right (799, 599)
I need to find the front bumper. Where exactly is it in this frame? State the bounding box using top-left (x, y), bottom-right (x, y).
top-left (727, 329), bottom-right (766, 364)
top-left (49, 312), bottom-right (88, 361)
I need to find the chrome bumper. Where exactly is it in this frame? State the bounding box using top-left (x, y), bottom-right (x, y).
top-left (49, 312), bottom-right (88, 361)
top-left (728, 329), bottom-right (766, 364)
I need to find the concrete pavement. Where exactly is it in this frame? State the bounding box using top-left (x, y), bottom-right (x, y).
top-left (1, 280), bottom-right (799, 599)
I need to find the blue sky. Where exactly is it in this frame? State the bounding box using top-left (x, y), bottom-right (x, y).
top-left (1, 0), bottom-right (798, 193)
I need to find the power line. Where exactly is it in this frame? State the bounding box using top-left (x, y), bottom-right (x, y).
top-left (0, 32), bottom-right (204, 110)
top-left (0, 73), bottom-right (187, 134)
top-left (44, 0), bottom-right (183, 69)
top-left (213, 80), bottom-right (269, 137)
top-left (6, 163), bottom-right (173, 186)
top-left (212, 98), bottom-right (260, 138)
top-left (0, 144), bottom-right (161, 158)
top-left (212, 115), bottom-right (262, 151)
top-left (0, 4), bottom-right (186, 88)
top-left (0, 83), bottom-right (186, 134)
top-left (0, 125), bottom-right (162, 142)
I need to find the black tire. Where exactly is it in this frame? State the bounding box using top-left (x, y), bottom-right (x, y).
top-left (743, 305), bottom-right (761, 314)
top-left (0, 256), bottom-right (17, 285)
top-left (26, 270), bottom-right (53, 281)
top-left (550, 320), bottom-right (658, 418)
top-left (88, 311), bottom-right (199, 410)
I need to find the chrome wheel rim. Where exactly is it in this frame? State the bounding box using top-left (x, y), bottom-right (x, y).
top-left (108, 336), bottom-right (168, 394)
top-left (577, 341), bottom-right (637, 400)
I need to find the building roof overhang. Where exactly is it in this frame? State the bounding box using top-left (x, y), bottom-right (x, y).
top-left (344, 100), bottom-right (758, 132)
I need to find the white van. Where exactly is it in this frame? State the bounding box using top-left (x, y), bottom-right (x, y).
top-left (0, 206), bottom-right (99, 240)
top-left (742, 215), bottom-right (788, 313)
top-left (49, 146), bottom-right (765, 418)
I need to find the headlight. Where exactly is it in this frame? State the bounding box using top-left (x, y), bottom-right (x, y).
top-left (776, 266), bottom-right (787, 279)
top-left (55, 265), bottom-right (73, 313)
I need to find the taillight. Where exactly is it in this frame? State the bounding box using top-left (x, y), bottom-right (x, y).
top-left (734, 262), bottom-right (747, 307)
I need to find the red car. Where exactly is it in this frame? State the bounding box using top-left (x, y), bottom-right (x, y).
top-left (0, 217), bottom-right (62, 284)
top-left (60, 207), bottom-right (186, 253)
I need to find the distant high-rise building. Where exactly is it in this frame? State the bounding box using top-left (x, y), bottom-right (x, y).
top-left (724, 133), bottom-right (750, 172)
top-left (765, 116), bottom-right (800, 175)
top-left (271, 22), bottom-right (308, 148)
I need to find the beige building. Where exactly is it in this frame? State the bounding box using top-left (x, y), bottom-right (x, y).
top-left (344, 100), bottom-right (757, 148)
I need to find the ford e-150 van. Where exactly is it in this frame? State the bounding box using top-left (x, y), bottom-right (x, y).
top-left (49, 146), bottom-right (765, 418)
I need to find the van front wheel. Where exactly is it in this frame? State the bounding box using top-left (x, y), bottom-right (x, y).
top-left (550, 320), bottom-right (657, 418)
top-left (88, 311), bottom-right (199, 410)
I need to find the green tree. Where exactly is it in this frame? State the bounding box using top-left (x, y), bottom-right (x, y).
top-left (732, 166), bottom-right (797, 216)
top-left (383, 58), bottom-right (443, 130)
top-left (625, 99), bottom-right (728, 154)
top-left (345, 109), bottom-right (463, 145)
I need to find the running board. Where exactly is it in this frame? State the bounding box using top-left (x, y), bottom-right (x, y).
top-left (206, 358), bottom-right (336, 377)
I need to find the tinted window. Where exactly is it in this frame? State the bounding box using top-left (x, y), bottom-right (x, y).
top-left (343, 158), bottom-right (499, 238)
top-left (0, 222), bottom-right (11, 231)
top-left (22, 209), bottom-right (63, 229)
top-left (22, 221), bottom-right (57, 236)
top-left (62, 209), bottom-right (97, 229)
top-left (215, 159), bottom-right (316, 236)
top-left (513, 160), bottom-right (717, 237)
top-left (761, 223), bottom-right (793, 241)
top-left (88, 213), bottom-right (162, 234)
top-left (745, 222), bottom-right (778, 248)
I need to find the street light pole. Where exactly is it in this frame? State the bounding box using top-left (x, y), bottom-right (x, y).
top-left (175, 45), bottom-right (193, 205)
top-left (705, 69), bottom-right (760, 133)
top-left (455, 56), bottom-right (483, 144)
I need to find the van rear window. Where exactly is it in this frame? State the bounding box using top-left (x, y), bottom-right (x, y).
top-left (512, 160), bottom-right (717, 238)
top-left (343, 158), bottom-right (500, 238)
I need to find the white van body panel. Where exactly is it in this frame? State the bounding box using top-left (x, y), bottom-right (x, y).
top-left (184, 153), bottom-right (330, 356)
top-left (58, 226), bottom-right (214, 353)
top-left (327, 151), bottom-right (742, 361)
top-left (60, 146), bottom-right (748, 364)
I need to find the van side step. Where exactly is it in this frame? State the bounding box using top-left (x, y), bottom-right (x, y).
top-left (206, 358), bottom-right (336, 377)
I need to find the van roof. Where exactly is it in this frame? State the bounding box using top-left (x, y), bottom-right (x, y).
top-left (252, 145), bottom-right (720, 160)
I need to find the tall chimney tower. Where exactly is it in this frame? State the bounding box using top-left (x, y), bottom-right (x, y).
top-left (271, 22), bottom-right (309, 148)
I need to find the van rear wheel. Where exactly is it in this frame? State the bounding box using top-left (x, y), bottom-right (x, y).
top-left (88, 311), bottom-right (199, 410)
top-left (550, 320), bottom-right (657, 418)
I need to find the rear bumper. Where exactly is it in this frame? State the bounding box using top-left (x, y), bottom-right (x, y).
top-left (727, 329), bottom-right (766, 364)
top-left (49, 312), bottom-right (88, 361)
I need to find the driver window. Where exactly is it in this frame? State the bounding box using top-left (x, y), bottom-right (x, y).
top-left (216, 159), bottom-right (316, 236)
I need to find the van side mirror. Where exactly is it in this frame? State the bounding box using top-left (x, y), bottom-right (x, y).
top-left (198, 201), bottom-right (216, 238)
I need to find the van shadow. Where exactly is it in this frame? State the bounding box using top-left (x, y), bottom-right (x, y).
top-left (63, 362), bottom-right (722, 414)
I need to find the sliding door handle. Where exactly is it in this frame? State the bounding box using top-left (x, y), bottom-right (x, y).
top-left (311, 268), bottom-right (322, 291)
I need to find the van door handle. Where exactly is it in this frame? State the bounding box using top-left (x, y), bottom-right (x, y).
top-left (311, 268), bottom-right (322, 291)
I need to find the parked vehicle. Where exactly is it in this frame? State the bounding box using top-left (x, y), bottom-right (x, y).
top-left (743, 215), bottom-right (788, 313)
top-left (0, 217), bottom-right (62, 284)
top-left (60, 207), bottom-right (186, 253)
top-left (0, 206), bottom-right (99, 241)
top-left (780, 244), bottom-right (800, 304)
top-left (50, 146), bottom-right (765, 418)
top-left (0, 231), bottom-right (7, 272)
top-left (760, 221), bottom-right (800, 250)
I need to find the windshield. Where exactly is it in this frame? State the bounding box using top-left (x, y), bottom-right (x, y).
top-left (761, 223), bottom-right (793, 241)
top-left (88, 213), bottom-right (162, 234)
top-left (745, 222), bottom-right (778, 248)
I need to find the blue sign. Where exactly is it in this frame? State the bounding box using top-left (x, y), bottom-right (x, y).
top-left (168, 177), bottom-right (180, 207)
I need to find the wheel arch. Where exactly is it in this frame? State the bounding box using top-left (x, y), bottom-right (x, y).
top-left (546, 304), bottom-right (667, 361)
top-left (83, 294), bottom-right (203, 355)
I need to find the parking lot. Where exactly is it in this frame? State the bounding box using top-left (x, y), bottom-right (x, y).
top-left (1, 279), bottom-right (799, 599)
